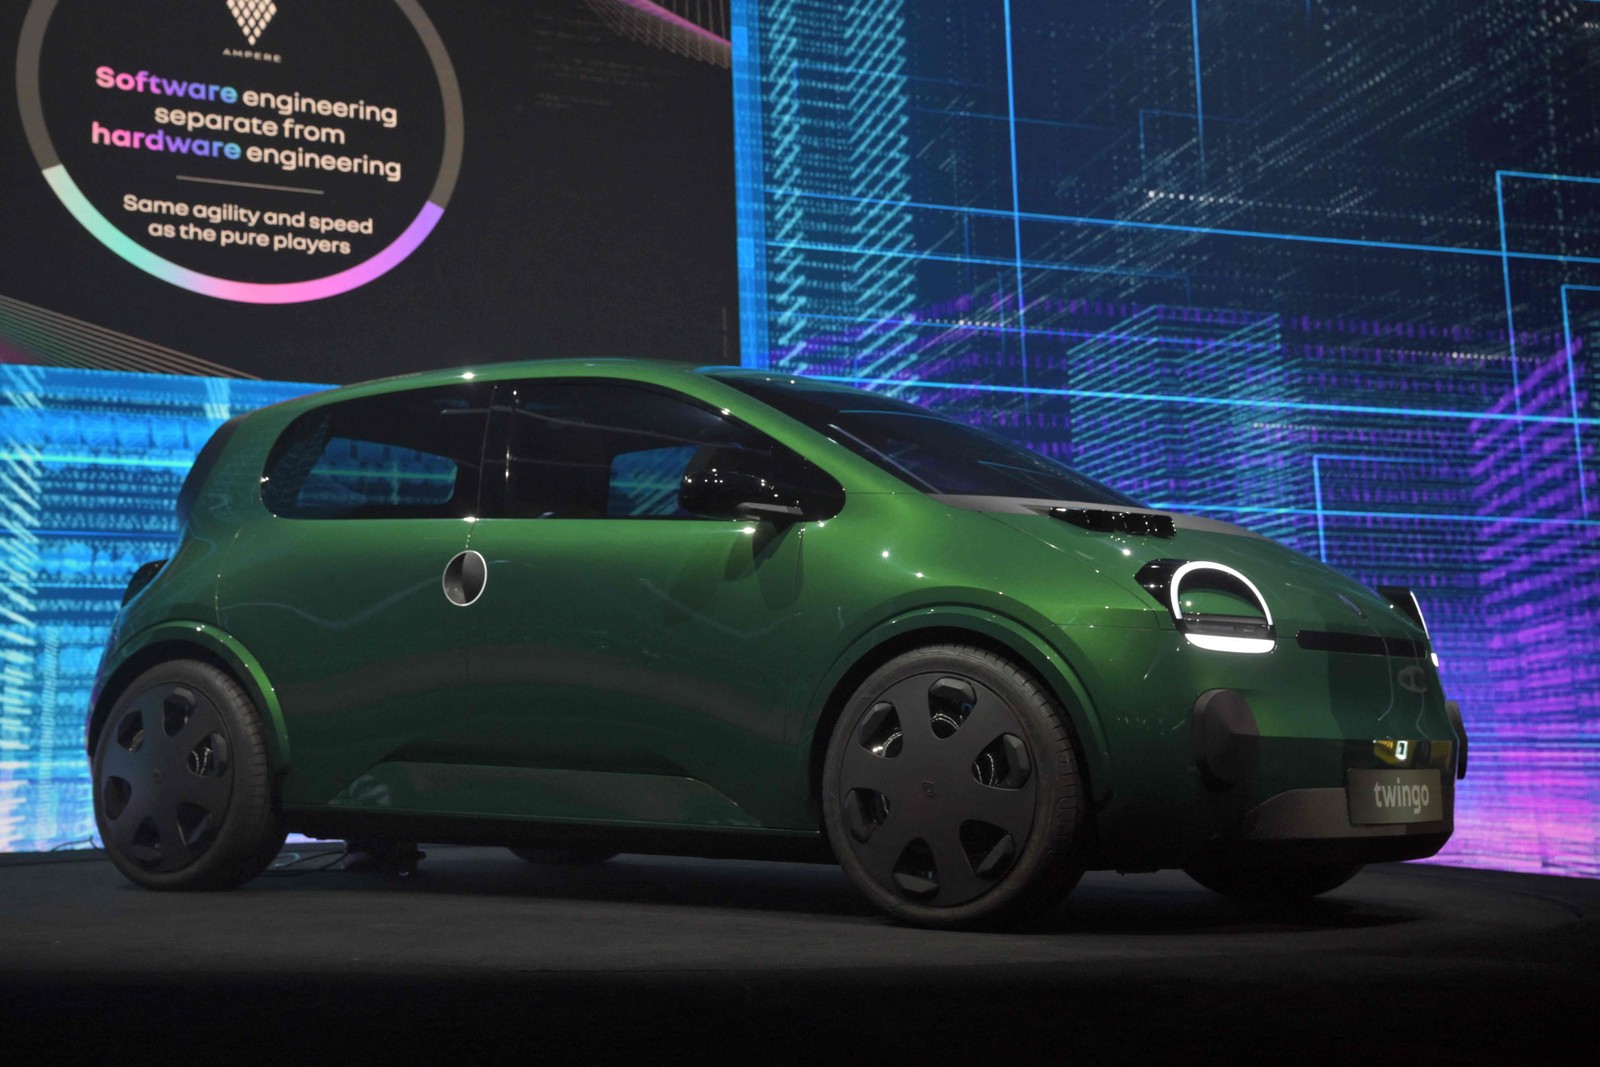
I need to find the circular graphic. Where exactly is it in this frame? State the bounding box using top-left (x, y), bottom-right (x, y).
top-left (16, 0), bottom-right (463, 304)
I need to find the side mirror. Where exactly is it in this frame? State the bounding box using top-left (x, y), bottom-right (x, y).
top-left (680, 447), bottom-right (841, 523)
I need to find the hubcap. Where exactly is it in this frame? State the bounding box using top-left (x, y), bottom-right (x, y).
top-left (98, 684), bottom-right (233, 872)
top-left (838, 673), bottom-right (1037, 906)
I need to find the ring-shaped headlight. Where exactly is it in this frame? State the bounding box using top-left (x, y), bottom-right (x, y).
top-left (1137, 559), bottom-right (1277, 654)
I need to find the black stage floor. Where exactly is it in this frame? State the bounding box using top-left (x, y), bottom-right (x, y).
top-left (2, 847), bottom-right (1595, 1063)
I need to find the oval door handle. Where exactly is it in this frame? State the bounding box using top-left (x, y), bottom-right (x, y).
top-left (442, 550), bottom-right (487, 607)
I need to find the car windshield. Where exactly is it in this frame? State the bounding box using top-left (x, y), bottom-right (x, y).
top-left (714, 374), bottom-right (1143, 507)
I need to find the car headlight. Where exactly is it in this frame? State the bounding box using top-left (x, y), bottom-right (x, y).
top-left (1136, 559), bottom-right (1276, 654)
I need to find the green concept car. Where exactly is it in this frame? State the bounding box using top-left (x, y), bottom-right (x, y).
top-left (88, 360), bottom-right (1467, 928)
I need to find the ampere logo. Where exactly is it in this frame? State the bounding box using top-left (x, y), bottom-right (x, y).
top-left (227, 0), bottom-right (277, 46)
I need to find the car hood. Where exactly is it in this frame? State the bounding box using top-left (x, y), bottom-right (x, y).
top-left (952, 497), bottom-right (1422, 640)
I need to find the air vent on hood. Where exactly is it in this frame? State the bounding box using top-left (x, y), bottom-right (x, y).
top-left (1048, 506), bottom-right (1176, 537)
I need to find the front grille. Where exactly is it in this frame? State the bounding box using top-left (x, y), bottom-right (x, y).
top-left (1295, 629), bottom-right (1427, 659)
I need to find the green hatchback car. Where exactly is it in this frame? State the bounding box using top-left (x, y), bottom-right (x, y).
top-left (89, 359), bottom-right (1466, 927)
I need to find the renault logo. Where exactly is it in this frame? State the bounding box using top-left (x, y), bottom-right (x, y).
top-left (1398, 665), bottom-right (1429, 694)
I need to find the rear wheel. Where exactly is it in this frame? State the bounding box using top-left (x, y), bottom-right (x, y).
top-left (822, 644), bottom-right (1084, 929)
top-left (1185, 862), bottom-right (1363, 901)
top-left (93, 659), bottom-right (284, 890)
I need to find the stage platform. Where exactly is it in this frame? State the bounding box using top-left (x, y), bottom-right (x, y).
top-left (2, 847), bottom-right (1594, 1062)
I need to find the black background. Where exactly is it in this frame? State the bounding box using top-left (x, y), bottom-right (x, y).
top-left (1, 0), bottom-right (737, 382)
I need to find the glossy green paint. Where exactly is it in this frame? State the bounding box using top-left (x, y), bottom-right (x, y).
top-left (95, 359), bottom-right (1456, 869)
top-left (218, 517), bottom-right (477, 807)
top-left (465, 514), bottom-right (805, 828)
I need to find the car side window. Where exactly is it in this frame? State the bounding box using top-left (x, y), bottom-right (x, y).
top-left (261, 384), bottom-right (489, 519)
top-left (498, 380), bottom-right (831, 520)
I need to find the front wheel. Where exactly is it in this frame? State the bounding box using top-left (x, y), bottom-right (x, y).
top-left (93, 659), bottom-right (285, 890)
top-left (1185, 862), bottom-right (1364, 901)
top-left (822, 644), bottom-right (1085, 929)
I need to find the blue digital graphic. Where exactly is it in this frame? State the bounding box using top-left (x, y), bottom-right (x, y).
top-left (732, 0), bottom-right (1599, 875)
top-left (0, 366), bottom-right (320, 852)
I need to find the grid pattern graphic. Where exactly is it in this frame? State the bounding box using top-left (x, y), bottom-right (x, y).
top-left (0, 367), bottom-right (318, 853)
top-left (733, 0), bottom-right (1599, 875)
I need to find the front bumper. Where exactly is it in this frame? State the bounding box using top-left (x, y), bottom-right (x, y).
top-left (1186, 687), bottom-right (1458, 868)
top-left (1186, 781), bottom-right (1454, 871)
top-left (1052, 623), bottom-right (1463, 871)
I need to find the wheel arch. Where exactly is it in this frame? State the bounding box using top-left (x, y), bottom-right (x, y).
top-left (88, 622), bottom-right (290, 773)
top-left (799, 608), bottom-right (1114, 825)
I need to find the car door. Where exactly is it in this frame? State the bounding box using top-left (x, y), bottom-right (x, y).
top-left (217, 381), bottom-right (492, 807)
top-left (463, 378), bottom-right (840, 828)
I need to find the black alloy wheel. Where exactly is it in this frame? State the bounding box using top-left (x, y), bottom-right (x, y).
top-left (94, 659), bottom-right (285, 890)
top-left (823, 644), bottom-right (1084, 929)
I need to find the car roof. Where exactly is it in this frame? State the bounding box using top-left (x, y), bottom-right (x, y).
top-left (350, 357), bottom-right (726, 391)
top-left (321, 359), bottom-right (873, 393)
top-left (248, 358), bottom-right (755, 421)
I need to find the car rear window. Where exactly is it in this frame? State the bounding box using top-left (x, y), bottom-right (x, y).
top-left (261, 384), bottom-right (490, 519)
top-left (713, 374), bottom-right (1142, 506)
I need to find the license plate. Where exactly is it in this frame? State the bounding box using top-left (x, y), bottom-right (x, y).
top-left (1347, 768), bottom-right (1444, 825)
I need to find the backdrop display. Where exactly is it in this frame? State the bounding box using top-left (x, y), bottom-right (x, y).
top-left (733, 0), bottom-right (1598, 876)
top-left (0, 365), bottom-right (320, 852)
top-left (18, 0), bottom-right (461, 303)
top-left (1, 0), bottom-right (737, 383)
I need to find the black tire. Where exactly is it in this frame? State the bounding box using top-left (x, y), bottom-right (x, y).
top-left (822, 644), bottom-right (1085, 929)
top-left (93, 659), bottom-right (285, 890)
top-left (1185, 862), bottom-right (1363, 901)
top-left (508, 846), bottom-right (618, 865)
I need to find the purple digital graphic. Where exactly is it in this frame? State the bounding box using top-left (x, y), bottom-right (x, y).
top-left (733, 0), bottom-right (1598, 878)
